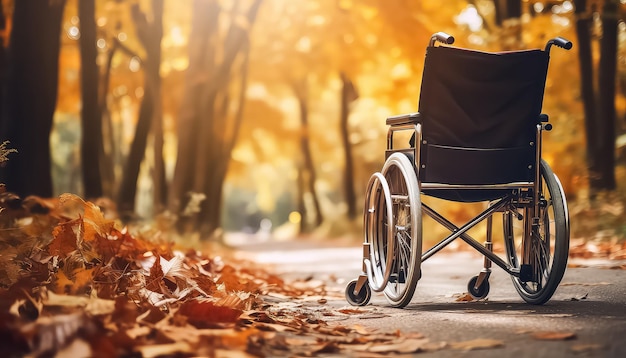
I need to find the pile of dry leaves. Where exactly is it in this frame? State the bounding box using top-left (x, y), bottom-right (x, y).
top-left (0, 193), bottom-right (428, 357)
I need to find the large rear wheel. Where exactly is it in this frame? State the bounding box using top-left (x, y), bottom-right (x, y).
top-left (373, 153), bottom-right (422, 308)
top-left (504, 160), bottom-right (569, 304)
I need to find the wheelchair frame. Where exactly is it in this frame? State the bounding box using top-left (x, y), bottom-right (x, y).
top-left (346, 33), bottom-right (572, 308)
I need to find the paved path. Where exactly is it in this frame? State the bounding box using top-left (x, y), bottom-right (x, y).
top-left (233, 237), bottom-right (626, 357)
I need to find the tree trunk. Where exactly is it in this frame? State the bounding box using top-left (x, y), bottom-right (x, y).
top-left (295, 81), bottom-right (323, 231)
top-left (494, 0), bottom-right (521, 25)
top-left (117, 2), bottom-right (164, 214)
top-left (118, 82), bottom-right (153, 214)
top-left (0, 3), bottom-right (5, 129)
top-left (200, 43), bottom-right (251, 237)
top-left (339, 72), bottom-right (358, 219)
top-left (79, 0), bottom-right (104, 199)
top-left (574, 0), bottom-right (597, 179)
top-left (494, 0), bottom-right (522, 50)
top-left (593, 0), bottom-right (618, 190)
top-left (574, 0), bottom-right (618, 191)
top-left (169, 0), bottom-right (219, 223)
top-left (170, 0), bottom-right (262, 237)
top-left (148, 0), bottom-right (166, 211)
top-left (99, 38), bottom-right (120, 198)
top-left (0, 0), bottom-right (66, 198)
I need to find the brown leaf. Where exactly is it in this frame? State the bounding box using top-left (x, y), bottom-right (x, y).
top-left (52, 270), bottom-right (75, 294)
top-left (531, 331), bottom-right (577, 341)
top-left (571, 343), bottom-right (604, 353)
top-left (368, 338), bottom-right (431, 354)
top-left (49, 221), bottom-right (79, 257)
top-left (177, 299), bottom-right (243, 328)
top-left (146, 254), bottom-right (165, 292)
top-left (337, 308), bottom-right (367, 314)
top-left (454, 293), bottom-right (475, 302)
top-left (136, 342), bottom-right (193, 358)
top-left (82, 200), bottom-right (114, 243)
top-left (450, 338), bottom-right (504, 350)
top-left (19, 312), bottom-right (92, 356)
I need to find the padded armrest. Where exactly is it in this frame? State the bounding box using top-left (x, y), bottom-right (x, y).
top-left (386, 112), bottom-right (421, 126)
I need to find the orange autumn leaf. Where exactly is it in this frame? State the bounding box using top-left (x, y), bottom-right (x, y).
top-left (71, 268), bottom-right (95, 294)
top-left (52, 270), bottom-right (75, 294)
top-left (450, 338), bottom-right (504, 351)
top-left (146, 254), bottom-right (165, 292)
top-left (531, 331), bottom-right (577, 341)
top-left (217, 264), bottom-right (258, 293)
top-left (99, 227), bottom-right (150, 261)
top-left (49, 221), bottom-right (79, 257)
top-left (82, 199), bottom-right (115, 243)
top-left (177, 299), bottom-right (243, 328)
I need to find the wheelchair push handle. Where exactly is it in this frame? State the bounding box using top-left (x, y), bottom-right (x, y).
top-left (545, 37), bottom-right (573, 52)
top-left (429, 32), bottom-right (455, 47)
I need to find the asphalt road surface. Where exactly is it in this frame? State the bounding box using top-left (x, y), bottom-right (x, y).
top-left (234, 237), bottom-right (626, 358)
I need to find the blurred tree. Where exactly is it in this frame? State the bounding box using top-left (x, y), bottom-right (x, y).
top-left (574, 0), bottom-right (617, 191)
top-left (340, 72), bottom-right (358, 219)
top-left (595, 0), bottom-right (618, 190)
top-left (0, 2), bottom-right (5, 127)
top-left (79, 0), bottom-right (104, 199)
top-left (0, 0), bottom-right (67, 198)
top-left (293, 78), bottom-right (324, 231)
top-left (118, 0), bottom-right (165, 214)
top-left (169, 0), bottom-right (263, 236)
top-left (494, 0), bottom-right (521, 25)
top-left (247, 0), bottom-right (438, 231)
top-left (494, 0), bottom-right (522, 49)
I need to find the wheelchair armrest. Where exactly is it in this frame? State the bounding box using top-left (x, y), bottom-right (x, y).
top-left (386, 112), bottom-right (421, 126)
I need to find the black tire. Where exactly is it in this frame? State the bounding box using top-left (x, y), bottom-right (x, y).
top-left (376, 153), bottom-right (422, 308)
top-left (345, 279), bottom-right (371, 306)
top-left (467, 275), bottom-right (490, 300)
top-left (504, 160), bottom-right (569, 304)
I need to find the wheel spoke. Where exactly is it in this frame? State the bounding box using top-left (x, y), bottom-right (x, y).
top-left (364, 153), bottom-right (421, 307)
top-left (503, 160), bottom-right (569, 304)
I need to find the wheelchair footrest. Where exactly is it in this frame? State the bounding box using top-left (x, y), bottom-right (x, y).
top-left (519, 264), bottom-right (533, 282)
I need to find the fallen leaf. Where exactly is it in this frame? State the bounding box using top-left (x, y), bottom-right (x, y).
top-left (337, 308), bottom-right (368, 314)
top-left (450, 338), bottom-right (504, 350)
top-left (49, 221), bottom-right (79, 257)
top-left (570, 293), bottom-right (589, 301)
top-left (19, 312), bottom-right (92, 356)
top-left (454, 293), bottom-right (475, 302)
top-left (255, 322), bottom-right (298, 333)
top-left (571, 343), bottom-right (604, 353)
top-left (54, 338), bottom-right (92, 358)
top-left (531, 331), bottom-right (577, 341)
top-left (177, 299), bottom-right (243, 327)
top-left (368, 338), bottom-right (431, 354)
top-left (43, 291), bottom-right (115, 316)
top-left (136, 342), bottom-right (193, 358)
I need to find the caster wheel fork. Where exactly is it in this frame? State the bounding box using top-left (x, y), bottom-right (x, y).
top-left (468, 275), bottom-right (490, 300)
top-left (345, 278), bottom-right (371, 306)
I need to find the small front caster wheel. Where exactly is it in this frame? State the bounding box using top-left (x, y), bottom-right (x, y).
top-left (467, 276), bottom-right (490, 300)
top-left (345, 279), bottom-right (371, 306)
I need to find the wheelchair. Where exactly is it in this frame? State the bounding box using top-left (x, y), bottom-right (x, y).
top-left (346, 32), bottom-right (572, 308)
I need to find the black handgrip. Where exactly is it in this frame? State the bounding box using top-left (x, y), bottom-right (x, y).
top-left (545, 37), bottom-right (573, 52)
top-left (429, 32), bottom-right (455, 47)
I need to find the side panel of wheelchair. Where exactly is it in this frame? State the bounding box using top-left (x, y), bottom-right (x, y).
top-left (346, 33), bottom-right (572, 308)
